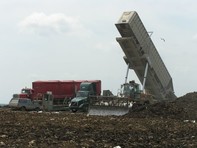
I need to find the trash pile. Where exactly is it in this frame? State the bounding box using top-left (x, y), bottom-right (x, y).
top-left (127, 92), bottom-right (197, 120)
top-left (0, 92), bottom-right (197, 147)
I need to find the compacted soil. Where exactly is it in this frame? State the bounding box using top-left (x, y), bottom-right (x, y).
top-left (1, 92), bottom-right (197, 148)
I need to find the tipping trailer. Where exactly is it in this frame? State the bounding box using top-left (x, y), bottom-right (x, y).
top-left (115, 11), bottom-right (176, 100)
top-left (88, 11), bottom-right (176, 116)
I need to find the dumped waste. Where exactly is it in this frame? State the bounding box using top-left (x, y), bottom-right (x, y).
top-left (126, 92), bottom-right (197, 120)
top-left (1, 92), bottom-right (197, 147)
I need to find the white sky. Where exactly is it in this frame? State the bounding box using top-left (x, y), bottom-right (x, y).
top-left (1, 0), bottom-right (197, 104)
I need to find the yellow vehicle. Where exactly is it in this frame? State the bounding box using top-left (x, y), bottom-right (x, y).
top-left (88, 11), bottom-right (176, 116)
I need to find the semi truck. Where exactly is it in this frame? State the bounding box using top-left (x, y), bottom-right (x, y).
top-left (69, 80), bottom-right (101, 112)
top-left (9, 80), bottom-right (101, 111)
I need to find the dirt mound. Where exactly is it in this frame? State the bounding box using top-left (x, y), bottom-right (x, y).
top-left (1, 109), bottom-right (197, 147)
top-left (1, 92), bottom-right (197, 147)
top-left (175, 92), bottom-right (197, 119)
top-left (127, 101), bottom-right (186, 119)
top-left (127, 92), bottom-right (197, 120)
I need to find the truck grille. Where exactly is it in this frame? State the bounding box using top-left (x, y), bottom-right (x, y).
top-left (71, 102), bottom-right (78, 107)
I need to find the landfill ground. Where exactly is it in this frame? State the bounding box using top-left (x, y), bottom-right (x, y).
top-left (1, 92), bottom-right (197, 148)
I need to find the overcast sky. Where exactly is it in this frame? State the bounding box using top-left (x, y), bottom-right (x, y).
top-left (0, 0), bottom-right (197, 104)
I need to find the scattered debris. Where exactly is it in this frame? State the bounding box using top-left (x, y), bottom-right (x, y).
top-left (0, 141), bottom-right (5, 146)
top-left (1, 92), bottom-right (197, 147)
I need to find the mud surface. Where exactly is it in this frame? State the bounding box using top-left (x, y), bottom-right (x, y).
top-left (1, 92), bottom-right (197, 148)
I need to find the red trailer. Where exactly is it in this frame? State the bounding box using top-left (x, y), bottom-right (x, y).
top-left (13, 80), bottom-right (101, 105)
top-left (32, 80), bottom-right (79, 100)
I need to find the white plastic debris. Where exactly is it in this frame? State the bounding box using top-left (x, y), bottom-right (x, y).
top-left (52, 112), bottom-right (60, 114)
top-left (183, 120), bottom-right (189, 123)
top-left (28, 140), bottom-right (36, 146)
top-left (183, 120), bottom-right (196, 123)
top-left (0, 135), bottom-right (7, 138)
top-left (128, 102), bottom-right (133, 108)
top-left (29, 140), bottom-right (35, 145)
top-left (0, 141), bottom-right (5, 146)
top-left (114, 146), bottom-right (121, 148)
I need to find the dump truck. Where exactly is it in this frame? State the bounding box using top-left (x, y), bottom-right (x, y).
top-left (115, 11), bottom-right (176, 99)
top-left (88, 11), bottom-right (176, 116)
top-left (9, 80), bottom-right (100, 111)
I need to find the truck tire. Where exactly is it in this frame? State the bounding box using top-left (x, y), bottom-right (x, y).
top-left (83, 106), bottom-right (88, 112)
top-left (20, 106), bottom-right (26, 111)
top-left (35, 107), bottom-right (40, 112)
top-left (72, 109), bottom-right (77, 113)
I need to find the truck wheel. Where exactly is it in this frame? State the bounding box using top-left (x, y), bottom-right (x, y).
top-left (83, 106), bottom-right (88, 112)
top-left (20, 106), bottom-right (26, 111)
top-left (72, 109), bottom-right (77, 113)
top-left (35, 107), bottom-right (40, 112)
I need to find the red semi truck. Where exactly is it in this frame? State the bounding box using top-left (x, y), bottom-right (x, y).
top-left (9, 80), bottom-right (101, 110)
